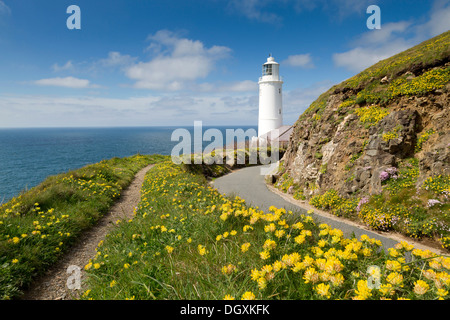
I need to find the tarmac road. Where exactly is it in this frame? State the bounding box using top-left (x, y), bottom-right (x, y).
top-left (212, 165), bottom-right (408, 251)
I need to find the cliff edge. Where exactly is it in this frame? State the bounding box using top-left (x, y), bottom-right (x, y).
top-left (274, 30), bottom-right (450, 250)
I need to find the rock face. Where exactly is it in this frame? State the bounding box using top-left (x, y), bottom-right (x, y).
top-left (279, 72), bottom-right (450, 199)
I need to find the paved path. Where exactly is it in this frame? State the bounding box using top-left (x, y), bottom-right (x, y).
top-left (212, 165), bottom-right (445, 254)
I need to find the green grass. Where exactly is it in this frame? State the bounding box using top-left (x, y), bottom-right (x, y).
top-left (283, 31), bottom-right (450, 251)
top-left (343, 31), bottom-right (450, 91)
top-left (0, 154), bottom-right (167, 300)
top-left (306, 158), bottom-right (450, 249)
top-left (298, 31), bottom-right (450, 122)
top-left (82, 161), bottom-right (450, 300)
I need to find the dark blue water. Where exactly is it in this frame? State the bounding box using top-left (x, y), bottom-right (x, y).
top-left (0, 126), bottom-right (257, 202)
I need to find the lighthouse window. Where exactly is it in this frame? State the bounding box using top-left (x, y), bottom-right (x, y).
top-left (263, 64), bottom-right (272, 76)
top-left (279, 109), bottom-right (281, 114)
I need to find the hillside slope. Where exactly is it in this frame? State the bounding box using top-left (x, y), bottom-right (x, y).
top-left (274, 31), bottom-right (450, 250)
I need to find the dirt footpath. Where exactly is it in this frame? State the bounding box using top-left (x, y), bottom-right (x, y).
top-left (21, 164), bottom-right (154, 300)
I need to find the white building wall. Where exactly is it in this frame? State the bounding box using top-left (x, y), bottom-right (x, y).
top-left (258, 57), bottom-right (283, 137)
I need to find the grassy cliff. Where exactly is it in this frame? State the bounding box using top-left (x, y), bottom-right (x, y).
top-left (275, 31), bottom-right (450, 251)
top-left (0, 154), bottom-right (167, 299)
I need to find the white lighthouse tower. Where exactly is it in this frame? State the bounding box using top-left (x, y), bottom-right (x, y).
top-left (258, 55), bottom-right (283, 137)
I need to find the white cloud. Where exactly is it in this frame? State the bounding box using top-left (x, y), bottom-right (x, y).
top-left (52, 61), bottom-right (75, 72)
top-left (125, 30), bottom-right (232, 91)
top-left (282, 54), bottom-right (314, 68)
top-left (0, 1), bottom-right (11, 15)
top-left (34, 77), bottom-right (98, 89)
top-left (98, 51), bottom-right (136, 68)
top-left (221, 80), bottom-right (258, 92)
top-left (51, 52), bottom-right (136, 76)
top-left (227, 0), bottom-right (378, 23)
top-left (354, 21), bottom-right (413, 46)
top-left (195, 80), bottom-right (258, 93)
top-left (283, 80), bottom-right (335, 116)
top-left (333, 21), bottom-right (415, 72)
top-left (418, 0), bottom-right (450, 37)
top-left (0, 92), bottom-right (258, 127)
top-left (332, 0), bottom-right (450, 73)
top-left (333, 40), bottom-right (411, 73)
top-left (227, 0), bottom-right (281, 23)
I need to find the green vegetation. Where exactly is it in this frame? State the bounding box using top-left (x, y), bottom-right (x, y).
top-left (343, 31), bottom-right (450, 91)
top-left (388, 67), bottom-right (450, 97)
top-left (338, 99), bottom-right (356, 109)
top-left (415, 129), bottom-right (436, 152)
top-left (354, 105), bottom-right (390, 126)
top-left (382, 126), bottom-right (402, 142)
top-left (279, 32), bottom-right (450, 252)
top-left (82, 161), bottom-right (450, 300)
top-left (307, 158), bottom-right (450, 250)
top-left (300, 90), bottom-right (330, 120)
top-left (302, 31), bottom-right (450, 122)
top-left (309, 190), bottom-right (359, 218)
top-left (0, 154), bottom-right (166, 299)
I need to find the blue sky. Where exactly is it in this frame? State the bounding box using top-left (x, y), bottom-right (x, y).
top-left (0, 0), bottom-right (449, 128)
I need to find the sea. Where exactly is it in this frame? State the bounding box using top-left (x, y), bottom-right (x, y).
top-left (0, 126), bottom-right (257, 202)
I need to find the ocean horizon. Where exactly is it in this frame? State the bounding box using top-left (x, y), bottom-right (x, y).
top-left (0, 125), bottom-right (257, 202)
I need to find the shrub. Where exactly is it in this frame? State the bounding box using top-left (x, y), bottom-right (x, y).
top-left (354, 105), bottom-right (390, 126)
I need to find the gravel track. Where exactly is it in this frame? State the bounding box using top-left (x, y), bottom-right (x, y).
top-left (21, 164), bottom-right (154, 300)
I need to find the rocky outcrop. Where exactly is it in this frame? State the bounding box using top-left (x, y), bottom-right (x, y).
top-left (278, 75), bottom-right (449, 199)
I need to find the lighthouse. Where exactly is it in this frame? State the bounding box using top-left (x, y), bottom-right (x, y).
top-left (258, 55), bottom-right (283, 137)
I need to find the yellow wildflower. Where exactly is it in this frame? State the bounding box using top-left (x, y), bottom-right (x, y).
top-left (315, 283), bottom-right (331, 299)
top-left (241, 242), bottom-right (251, 253)
top-left (274, 229), bottom-right (285, 238)
top-left (303, 267), bottom-right (319, 284)
top-left (251, 269), bottom-right (261, 281)
top-left (241, 291), bottom-right (256, 300)
top-left (294, 234), bottom-right (306, 245)
top-left (165, 246), bottom-right (174, 254)
top-left (436, 288), bottom-right (448, 298)
top-left (198, 244), bottom-right (207, 256)
top-left (263, 239), bottom-right (277, 251)
top-left (379, 284), bottom-right (395, 296)
top-left (413, 280), bottom-right (430, 295)
top-left (221, 264), bottom-right (236, 275)
top-left (257, 277), bottom-right (267, 290)
top-left (386, 272), bottom-right (403, 286)
top-left (259, 250), bottom-right (270, 260)
top-left (329, 273), bottom-right (345, 287)
top-left (386, 260), bottom-right (402, 272)
top-left (354, 280), bottom-right (372, 300)
top-left (264, 223), bottom-right (276, 233)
